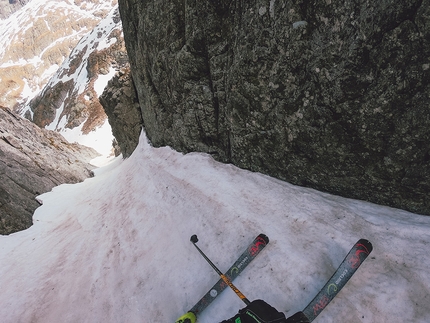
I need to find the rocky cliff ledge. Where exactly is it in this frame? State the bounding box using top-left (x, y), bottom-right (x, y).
top-left (99, 67), bottom-right (142, 158)
top-left (28, 7), bottom-right (125, 135)
top-left (118, 0), bottom-right (429, 215)
top-left (0, 107), bottom-right (98, 235)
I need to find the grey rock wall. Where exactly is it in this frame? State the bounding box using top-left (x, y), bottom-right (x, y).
top-left (0, 107), bottom-right (98, 235)
top-left (118, 0), bottom-right (430, 215)
top-left (100, 67), bottom-right (142, 158)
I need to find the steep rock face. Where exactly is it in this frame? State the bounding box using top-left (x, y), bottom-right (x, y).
top-left (99, 67), bottom-right (142, 158)
top-left (0, 107), bottom-right (98, 235)
top-left (118, 0), bottom-right (430, 215)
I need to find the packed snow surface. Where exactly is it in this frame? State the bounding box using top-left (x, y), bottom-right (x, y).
top-left (1, 132), bottom-right (429, 323)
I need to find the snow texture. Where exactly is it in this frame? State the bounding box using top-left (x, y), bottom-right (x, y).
top-left (0, 131), bottom-right (429, 323)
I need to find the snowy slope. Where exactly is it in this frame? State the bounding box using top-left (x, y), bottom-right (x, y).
top-left (0, 131), bottom-right (429, 323)
top-left (0, 0), bottom-right (121, 163)
top-left (33, 6), bottom-right (123, 163)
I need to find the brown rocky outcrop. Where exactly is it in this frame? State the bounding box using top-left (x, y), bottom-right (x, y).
top-left (0, 0), bottom-right (117, 111)
top-left (118, 0), bottom-right (430, 215)
top-left (29, 7), bottom-right (126, 136)
top-left (0, 107), bottom-right (98, 235)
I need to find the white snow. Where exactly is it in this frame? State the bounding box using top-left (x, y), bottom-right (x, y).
top-left (97, 34), bottom-right (118, 51)
top-left (1, 131), bottom-right (429, 323)
top-left (44, 5), bottom-right (121, 93)
top-left (94, 66), bottom-right (117, 97)
top-left (58, 119), bottom-right (115, 166)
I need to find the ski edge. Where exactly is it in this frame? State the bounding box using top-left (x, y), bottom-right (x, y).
top-left (190, 233), bottom-right (269, 314)
top-left (286, 238), bottom-right (373, 323)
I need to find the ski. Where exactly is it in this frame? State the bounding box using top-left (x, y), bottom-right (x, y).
top-left (286, 238), bottom-right (373, 323)
top-left (175, 233), bottom-right (269, 323)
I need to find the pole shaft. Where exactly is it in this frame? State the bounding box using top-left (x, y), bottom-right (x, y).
top-left (192, 241), bottom-right (251, 305)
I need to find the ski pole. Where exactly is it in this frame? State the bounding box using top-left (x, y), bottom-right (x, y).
top-left (190, 234), bottom-right (251, 306)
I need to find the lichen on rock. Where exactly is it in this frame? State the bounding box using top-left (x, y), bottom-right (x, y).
top-left (117, 0), bottom-right (430, 215)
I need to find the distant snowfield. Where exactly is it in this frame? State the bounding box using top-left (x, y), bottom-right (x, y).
top-left (0, 131), bottom-right (429, 323)
top-left (1, 0), bottom-right (117, 161)
top-left (59, 119), bottom-right (115, 167)
top-left (41, 5), bottom-right (121, 161)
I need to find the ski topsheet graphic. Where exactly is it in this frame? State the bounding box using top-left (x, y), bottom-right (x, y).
top-left (191, 233), bottom-right (269, 315)
top-left (176, 237), bottom-right (372, 323)
top-left (286, 238), bottom-right (373, 322)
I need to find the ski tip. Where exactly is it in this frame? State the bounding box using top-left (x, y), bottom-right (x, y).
top-left (175, 311), bottom-right (196, 323)
top-left (258, 233), bottom-right (269, 244)
top-left (356, 238), bottom-right (373, 253)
